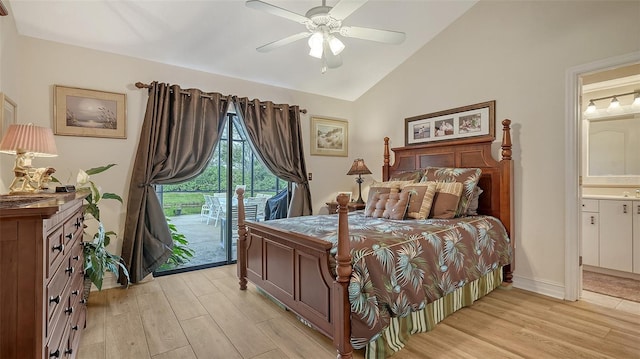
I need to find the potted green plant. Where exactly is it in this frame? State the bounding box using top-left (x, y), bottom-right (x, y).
top-left (83, 222), bottom-right (130, 296)
top-left (54, 164), bottom-right (130, 299)
top-left (158, 218), bottom-right (195, 271)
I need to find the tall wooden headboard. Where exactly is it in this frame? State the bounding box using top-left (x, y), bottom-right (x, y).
top-left (382, 119), bottom-right (514, 281)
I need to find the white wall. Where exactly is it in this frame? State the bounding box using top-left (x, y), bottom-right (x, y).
top-left (353, 0), bottom-right (640, 297)
top-left (5, 34), bottom-right (355, 263)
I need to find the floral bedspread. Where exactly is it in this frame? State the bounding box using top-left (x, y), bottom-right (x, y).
top-left (262, 211), bottom-right (512, 348)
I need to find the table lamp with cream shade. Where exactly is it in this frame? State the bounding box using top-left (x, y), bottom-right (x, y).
top-left (0, 123), bottom-right (58, 193)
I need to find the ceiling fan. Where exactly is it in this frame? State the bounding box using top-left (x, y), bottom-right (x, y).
top-left (246, 0), bottom-right (406, 73)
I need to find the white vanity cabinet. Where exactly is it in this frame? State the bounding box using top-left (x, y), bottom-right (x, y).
top-left (598, 199), bottom-right (633, 272)
top-left (581, 199), bottom-right (599, 266)
top-left (582, 197), bottom-right (640, 274)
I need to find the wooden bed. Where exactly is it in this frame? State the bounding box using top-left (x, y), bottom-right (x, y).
top-left (236, 119), bottom-right (514, 359)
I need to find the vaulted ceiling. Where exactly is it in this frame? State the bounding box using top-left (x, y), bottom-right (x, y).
top-left (9, 0), bottom-right (477, 101)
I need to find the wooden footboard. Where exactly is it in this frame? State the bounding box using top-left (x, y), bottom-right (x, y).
top-left (237, 190), bottom-right (353, 358)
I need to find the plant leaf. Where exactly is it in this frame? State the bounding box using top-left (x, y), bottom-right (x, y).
top-left (86, 164), bottom-right (117, 176)
top-left (102, 192), bottom-right (123, 203)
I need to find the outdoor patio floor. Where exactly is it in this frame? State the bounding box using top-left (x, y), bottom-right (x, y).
top-left (160, 213), bottom-right (236, 272)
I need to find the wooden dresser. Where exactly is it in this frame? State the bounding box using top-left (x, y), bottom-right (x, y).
top-left (0, 192), bottom-right (87, 359)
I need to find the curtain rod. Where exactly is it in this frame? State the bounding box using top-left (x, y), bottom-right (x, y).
top-left (135, 82), bottom-right (307, 114)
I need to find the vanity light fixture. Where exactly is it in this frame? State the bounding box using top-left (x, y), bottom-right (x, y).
top-left (633, 92), bottom-right (640, 108)
top-left (584, 91), bottom-right (640, 115)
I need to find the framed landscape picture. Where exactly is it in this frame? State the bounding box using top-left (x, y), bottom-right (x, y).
top-left (405, 100), bottom-right (495, 146)
top-left (54, 85), bottom-right (127, 139)
top-left (310, 116), bottom-right (348, 157)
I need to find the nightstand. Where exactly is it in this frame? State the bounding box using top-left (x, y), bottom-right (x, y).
top-left (326, 201), bottom-right (366, 213)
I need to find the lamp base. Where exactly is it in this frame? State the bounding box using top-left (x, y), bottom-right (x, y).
top-left (8, 164), bottom-right (56, 194)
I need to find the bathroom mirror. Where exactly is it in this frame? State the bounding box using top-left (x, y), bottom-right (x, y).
top-left (583, 113), bottom-right (640, 184)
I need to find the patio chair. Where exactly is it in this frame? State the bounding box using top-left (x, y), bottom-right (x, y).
top-left (221, 204), bottom-right (257, 245)
top-left (204, 195), bottom-right (225, 226)
top-left (245, 196), bottom-right (268, 221)
top-left (201, 194), bottom-right (213, 222)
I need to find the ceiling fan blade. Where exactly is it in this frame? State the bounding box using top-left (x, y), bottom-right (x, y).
top-left (328, 0), bottom-right (368, 20)
top-left (340, 26), bottom-right (406, 44)
top-left (245, 0), bottom-right (310, 24)
top-left (323, 41), bottom-right (343, 69)
top-left (256, 32), bottom-right (311, 52)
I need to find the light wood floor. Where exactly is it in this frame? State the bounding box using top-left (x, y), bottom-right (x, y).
top-left (78, 265), bottom-right (640, 359)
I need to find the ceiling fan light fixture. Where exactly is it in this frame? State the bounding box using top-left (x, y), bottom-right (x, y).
top-left (308, 31), bottom-right (324, 58)
top-left (309, 46), bottom-right (323, 59)
top-left (328, 35), bottom-right (345, 55)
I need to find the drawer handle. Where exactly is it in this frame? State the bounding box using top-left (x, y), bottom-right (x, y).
top-left (65, 267), bottom-right (74, 275)
top-left (72, 290), bottom-right (79, 296)
top-left (623, 204), bottom-right (627, 214)
top-left (72, 325), bottom-right (79, 331)
top-left (64, 307), bottom-right (73, 315)
top-left (52, 243), bottom-right (64, 253)
top-left (65, 233), bottom-right (73, 241)
top-left (74, 220), bottom-right (81, 228)
top-left (64, 348), bottom-right (73, 355)
top-left (49, 295), bottom-right (61, 305)
top-left (72, 255), bottom-right (80, 261)
top-left (81, 299), bottom-right (87, 304)
top-left (590, 216), bottom-right (594, 225)
top-left (49, 349), bottom-right (60, 358)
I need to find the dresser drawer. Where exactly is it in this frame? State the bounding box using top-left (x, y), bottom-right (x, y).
top-left (581, 199), bottom-right (599, 212)
top-left (68, 302), bottom-right (86, 357)
top-left (63, 214), bottom-right (82, 248)
top-left (46, 225), bottom-right (66, 279)
top-left (46, 262), bottom-right (72, 338)
top-left (45, 310), bottom-right (67, 359)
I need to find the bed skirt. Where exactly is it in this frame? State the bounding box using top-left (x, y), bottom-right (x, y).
top-left (363, 266), bottom-right (504, 359)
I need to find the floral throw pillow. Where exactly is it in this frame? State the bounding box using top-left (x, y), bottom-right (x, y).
top-left (421, 167), bottom-right (481, 217)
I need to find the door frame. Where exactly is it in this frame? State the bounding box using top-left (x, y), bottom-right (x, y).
top-left (564, 51), bottom-right (640, 301)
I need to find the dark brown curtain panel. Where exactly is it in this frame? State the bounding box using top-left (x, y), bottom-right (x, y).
top-left (121, 82), bottom-right (230, 283)
top-left (234, 98), bottom-right (312, 216)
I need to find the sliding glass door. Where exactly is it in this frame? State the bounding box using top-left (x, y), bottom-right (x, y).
top-left (154, 114), bottom-right (287, 275)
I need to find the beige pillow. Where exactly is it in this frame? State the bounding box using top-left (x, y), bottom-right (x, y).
top-left (403, 182), bottom-right (437, 219)
top-left (421, 167), bottom-right (481, 217)
top-left (428, 182), bottom-right (463, 219)
top-left (382, 191), bottom-right (411, 220)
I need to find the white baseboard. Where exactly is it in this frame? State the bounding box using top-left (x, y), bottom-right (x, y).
top-left (512, 275), bottom-right (566, 300)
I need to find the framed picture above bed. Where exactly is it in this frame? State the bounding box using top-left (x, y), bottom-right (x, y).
top-left (405, 100), bottom-right (495, 146)
top-left (310, 116), bottom-right (348, 157)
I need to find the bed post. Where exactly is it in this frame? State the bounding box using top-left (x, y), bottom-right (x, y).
top-left (383, 137), bottom-right (390, 181)
top-left (333, 194), bottom-right (353, 359)
top-left (500, 119), bottom-right (514, 285)
top-left (236, 187), bottom-right (248, 290)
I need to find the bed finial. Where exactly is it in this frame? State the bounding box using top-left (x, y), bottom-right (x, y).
top-left (383, 137), bottom-right (390, 181)
top-left (236, 187), bottom-right (248, 290)
top-left (501, 119), bottom-right (512, 161)
top-left (334, 193), bottom-right (353, 359)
